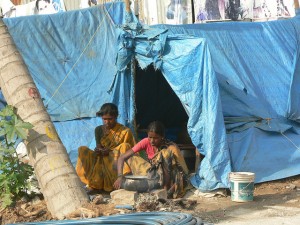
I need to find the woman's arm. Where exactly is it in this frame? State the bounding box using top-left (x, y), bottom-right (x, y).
top-left (113, 138), bottom-right (148, 189)
top-left (113, 149), bottom-right (134, 189)
top-left (94, 126), bottom-right (103, 146)
top-left (94, 126), bottom-right (111, 156)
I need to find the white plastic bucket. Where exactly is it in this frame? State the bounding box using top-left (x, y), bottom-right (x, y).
top-left (229, 172), bottom-right (255, 202)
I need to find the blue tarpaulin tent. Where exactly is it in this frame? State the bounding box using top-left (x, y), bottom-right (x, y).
top-left (2, 1), bottom-right (300, 191)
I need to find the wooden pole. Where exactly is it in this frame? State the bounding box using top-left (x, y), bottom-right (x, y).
top-left (295, 0), bottom-right (299, 9)
top-left (125, 0), bottom-right (130, 13)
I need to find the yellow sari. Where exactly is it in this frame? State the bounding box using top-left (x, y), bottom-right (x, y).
top-left (76, 123), bottom-right (135, 191)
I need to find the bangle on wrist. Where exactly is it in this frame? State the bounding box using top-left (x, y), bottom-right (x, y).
top-left (117, 174), bottom-right (123, 178)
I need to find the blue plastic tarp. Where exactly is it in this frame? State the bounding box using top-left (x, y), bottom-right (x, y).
top-left (3, 1), bottom-right (132, 123)
top-left (123, 31), bottom-right (231, 190)
top-left (155, 16), bottom-right (300, 187)
top-left (3, 1), bottom-right (300, 191)
top-left (3, 2), bottom-right (136, 166)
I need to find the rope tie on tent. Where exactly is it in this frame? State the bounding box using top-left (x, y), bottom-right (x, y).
top-left (152, 32), bottom-right (167, 69)
top-left (125, 8), bottom-right (135, 24)
top-left (108, 31), bottom-right (135, 94)
top-left (280, 131), bottom-right (300, 151)
top-left (108, 18), bottom-right (145, 93)
top-left (258, 117), bottom-right (300, 151)
top-left (115, 31), bottom-right (135, 71)
top-left (265, 117), bottom-right (271, 125)
top-left (227, 117), bottom-right (300, 151)
top-left (45, 2), bottom-right (116, 107)
top-left (109, 25), bottom-right (168, 93)
top-left (107, 6), bottom-right (168, 94)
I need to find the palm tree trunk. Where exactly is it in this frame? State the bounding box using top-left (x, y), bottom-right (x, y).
top-left (0, 20), bottom-right (89, 219)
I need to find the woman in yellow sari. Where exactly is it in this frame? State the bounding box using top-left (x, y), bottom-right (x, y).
top-left (113, 121), bottom-right (189, 198)
top-left (76, 103), bottom-right (135, 192)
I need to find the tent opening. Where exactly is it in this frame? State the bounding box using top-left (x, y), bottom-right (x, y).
top-left (135, 63), bottom-right (197, 171)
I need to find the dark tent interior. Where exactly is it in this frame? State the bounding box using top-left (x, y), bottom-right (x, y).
top-left (135, 64), bottom-right (198, 171)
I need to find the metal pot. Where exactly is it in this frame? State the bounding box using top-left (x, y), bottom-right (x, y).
top-left (122, 175), bottom-right (150, 193)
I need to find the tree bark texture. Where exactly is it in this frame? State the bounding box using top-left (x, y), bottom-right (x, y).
top-left (0, 20), bottom-right (89, 219)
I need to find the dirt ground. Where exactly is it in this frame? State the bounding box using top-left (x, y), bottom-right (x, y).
top-left (1, 175), bottom-right (300, 225)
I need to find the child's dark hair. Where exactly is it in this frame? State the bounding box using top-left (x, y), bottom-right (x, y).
top-left (147, 121), bottom-right (165, 137)
top-left (96, 103), bottom-right (118, 117)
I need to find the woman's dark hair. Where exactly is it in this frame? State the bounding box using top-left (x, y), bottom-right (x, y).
top-left (147, 121), bottom-right (165, 137)
top-left (96, 103), bottom-right (118, 117)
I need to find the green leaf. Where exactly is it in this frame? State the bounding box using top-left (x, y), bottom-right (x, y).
top-left (6, 126), bottom-right (16, 144)
top-left (15, 127), bottom-right (28, 140)
top-left (0, 128), bottom-right (7, 136)
top-left (15, 121), bottom-right (32, 137)
top-left (0, 106), bottom-right (14, 117)
top-left (1, 193), bottom-right (13, 208)
top-left (7, 148), bottom-right (15, 155)
top-left (16, 121), bottom-right (33, 130)
top-left (0, 105), bottom-right (34, 206)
